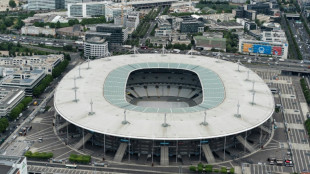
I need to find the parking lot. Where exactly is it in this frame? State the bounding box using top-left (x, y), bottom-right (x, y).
top-left (239, 70), bottom-right (310, 174)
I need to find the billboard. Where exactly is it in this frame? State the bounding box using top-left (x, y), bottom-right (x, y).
top-left (272, 46), bottom-right (282, 56)
top-left (252, 44), bottom-right (272, 54)
top-left (243, 43), bottom-right (253, 53)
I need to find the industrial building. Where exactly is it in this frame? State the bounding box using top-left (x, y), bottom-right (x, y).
top-left (0, 87), bottom-right (25, 117)
top-left (54, 54), bottom-right (274, 166)
top-left (84, 37), bottom-right (109, 58)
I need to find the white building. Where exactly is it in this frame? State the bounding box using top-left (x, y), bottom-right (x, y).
top-left (0, 70), bottom-right (46, 96)
top-left (0, 155), bottom-right (27, 174)
top-left (21, 26), bottom-right (56, 36)
top-left (155, 19), bottom-right (172, 37)
top-left (239, 37), bottom-right (288, 59)
top-left (0, 54), bottom-right (64, 75)
top-left (0, 87), bottom-right (25, 117)
top-left (67, 1), bottom-right (133, 20)
top-left (114, 12), bottom-right (140, 31)
top-left (84, 37), bottom-right (109, 59)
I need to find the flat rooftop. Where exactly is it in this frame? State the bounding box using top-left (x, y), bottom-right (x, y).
top-left (54, 54), bottom-right (274, 140)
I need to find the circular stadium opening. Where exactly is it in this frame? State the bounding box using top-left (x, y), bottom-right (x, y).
top-left (125, 68), bottom-right (203, 108)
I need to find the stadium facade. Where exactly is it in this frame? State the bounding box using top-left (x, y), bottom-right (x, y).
top-left (54, 54), bottom-right (274, 165)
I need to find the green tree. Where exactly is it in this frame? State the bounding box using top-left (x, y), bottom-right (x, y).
top-left (9, 0), bottom-right (16, 8)
top-left (56, 21), bottom-right (61, 28)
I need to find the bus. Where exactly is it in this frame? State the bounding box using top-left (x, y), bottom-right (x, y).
top-left (270, 88), bottom-right (278, 94)
top-left (65, 164), bottom-right (77, 169)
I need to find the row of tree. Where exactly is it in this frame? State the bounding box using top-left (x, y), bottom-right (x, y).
top-left (52, 59), bottom-right (69, 78)
top-left (33, 75), bottom-right (53, 97)
top-left (33, 58), bottom-right (69, 97)
top-left (300, 78), bottom-right (310, 104)
top-left (0, 118), bottom-right (9, 133)
top-left (0, 42), bottom-right (50, 57)
top-left (34, 16), bottom-right (109, 30)
top-left (9, 97), bottom-right (33, 121)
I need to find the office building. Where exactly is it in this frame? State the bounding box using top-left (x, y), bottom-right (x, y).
top-left (67, 1), bottom-right (132, 20)
top-left (0, 155), bottom-right (27, 174)
top-left (180, 20), bottom-right (204, 33)
top-left (0, 54), bottom-right (64, 75)
top-left (93, 24), bottom-right (128, 45)
top-left (155, 19), bottom-right (172, 37)
top-left (28, 0), bottom-right (64, 10)
top-left (84, 37), bottom-right (109, 58)
top-left (233, 7), bottom-right (256, 20)
top-left (0, 87), bottom-right (25, 117)
top-left (0, 70), bottom-right (46, 96)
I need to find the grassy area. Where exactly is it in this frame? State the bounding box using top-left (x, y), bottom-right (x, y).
top-left (24, 151), bottom-right (53, 159)
top-left (69, 154), bottom-right (91, 164)
top-left (189, 163), bottom-right (234, 173)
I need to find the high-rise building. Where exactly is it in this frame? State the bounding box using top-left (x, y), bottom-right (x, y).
top-left (84, 37), bottom-right (109, 58)
top-left (65, 0), bottom-right (83, 9)
top-left (95, 24), bottom-right (128, 45)
top-left (28, 0), bottom-right (65, 10)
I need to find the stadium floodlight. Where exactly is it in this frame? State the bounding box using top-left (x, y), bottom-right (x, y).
top-left (252, 81), bottom-right (255, 92)
top-left (237, 59), bottom-right (240, 71)
top-left (78, 65), bottom-right (82, 79)
top-left (131, 46), bottom-right (140, 57)
top-left (252, 91), bottom-right (256, 105)
top-left (72, 76), bottom-right (77, 90)
top-left (216, 52), bottom-right (221, 63)
top-left (161, 45), bottom-right (166, 56)
top-left (89, 99), bottom-right (95, 115)
top-left (246, 70), bottom-right (250, 81)
top-left (234, 101), bottom-right (241, 118)
top-left (162, 113), bottom-right (169, 127)
top-left (73, 88), bottom-right (78, 103)
top-left (87, 57), bottom-right (90, 69)
top-left (200, 111), bottom-right (208, 126)
top-left (122, 110), bottom-right (129, 124)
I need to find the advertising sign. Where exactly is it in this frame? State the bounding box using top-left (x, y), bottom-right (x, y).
top-left (243, 43), bottom-right (253, 53)
top-left (252, 44), bottom-right (272, 54)
top-left (272, 46), bottom-right (282, 55)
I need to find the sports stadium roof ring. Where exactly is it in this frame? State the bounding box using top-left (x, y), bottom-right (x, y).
top-left (54, 54), bottom-right (274, 140)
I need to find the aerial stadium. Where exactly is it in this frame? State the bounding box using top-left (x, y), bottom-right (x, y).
top-left (54, 54), bottom-right (274, 165)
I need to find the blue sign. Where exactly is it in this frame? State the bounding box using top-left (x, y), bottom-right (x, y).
top-left (120, 139), bottom-right (129, 142)
top-left (160, 142), bottom-right (170, 145)
top-left (200, 140), bottom-right (209, 144)
top-left (252, 45), bottom-right (272, 54)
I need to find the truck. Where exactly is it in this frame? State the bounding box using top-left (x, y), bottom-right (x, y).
top-left (173, 49), bottom-right (180, 53)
